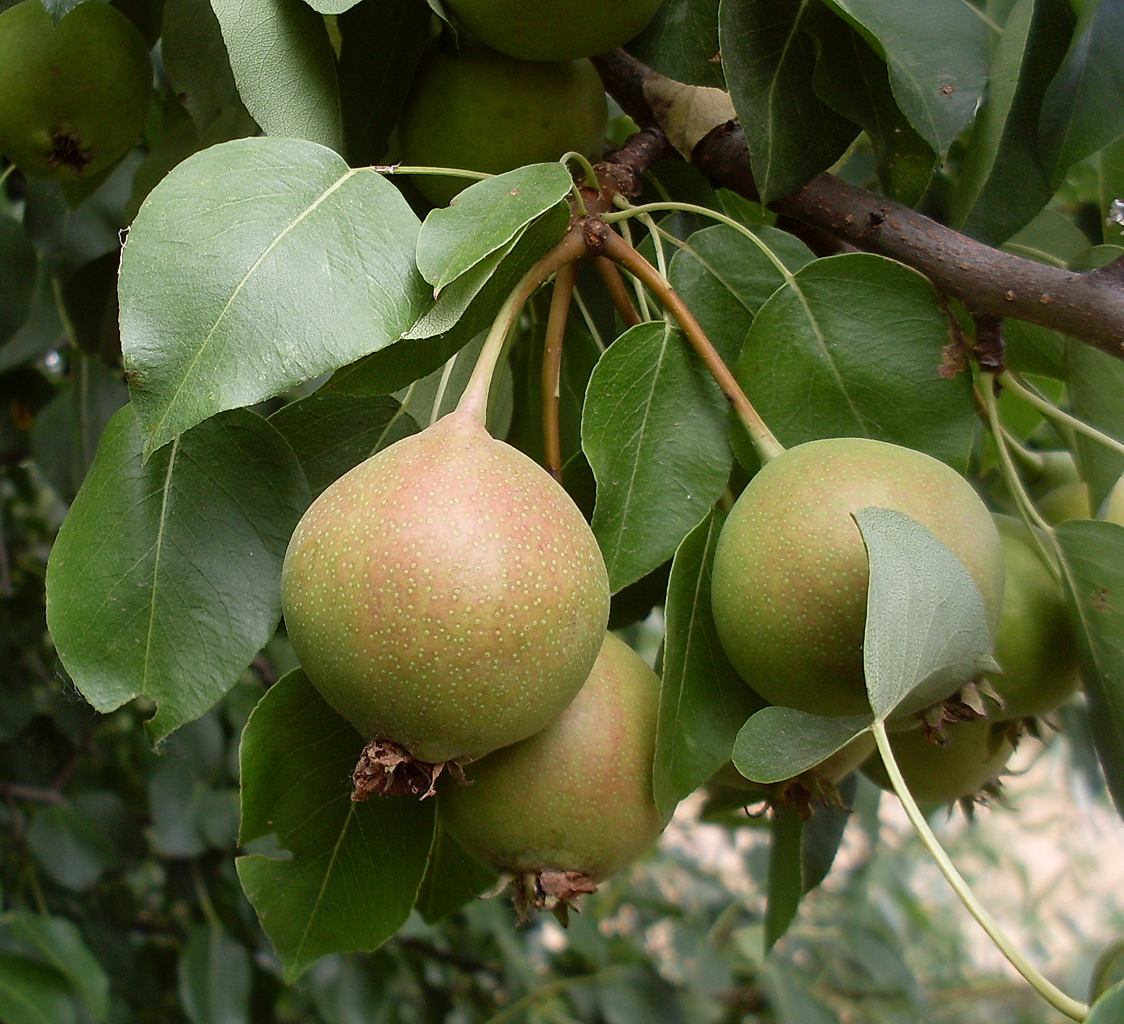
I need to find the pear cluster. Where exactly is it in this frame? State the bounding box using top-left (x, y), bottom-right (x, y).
top-left (282, 411), bottom-right (664, 908)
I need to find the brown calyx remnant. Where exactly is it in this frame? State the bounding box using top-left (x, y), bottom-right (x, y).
top-left (512, 870), bottom-right (599, 927)
top-left (47, 131), bottom-right (93, 175)
top-left (350, 740), bottom-right (465, 800)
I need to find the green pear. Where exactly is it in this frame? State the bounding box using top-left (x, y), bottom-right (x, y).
top-left (398, 44), bottom-right (607, 207)
top-left (0, 0), bottom-right (152, 181)
top-left (281, 410), bottom-right (610, 766)
top-left (711, 438), bottom-right (1005, 717)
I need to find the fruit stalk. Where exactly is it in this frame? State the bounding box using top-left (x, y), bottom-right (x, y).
top-left (542, 261), bottom-right (578, 480)
top-left (871, 720), bottom-right (1088, 1021)
top-left (591, 223), bottom-right (785, 462)
top-left (998, 371), bottom-right (1124, 461)
top-left (593, 256), bottom-right (642, 327)
top-left (458, 228), bottom-right (589, 423)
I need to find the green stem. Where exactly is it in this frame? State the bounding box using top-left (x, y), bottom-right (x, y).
top-left (542, 262), bottom-right (578, 480)
top-left (374, 164), bottom-right (492, 186)
top-left (560, 151), bottom-right (597, 190)
top-left (595, 228), bottom-right (785, 463)
top-left (458, 229), bottom-right (588, 423)
top-left (871, 720), bottom-right (1088, 1021)
top-left (0, 164), bottom-right (14, 191)
top-left (999, 370), bottom-right (1124, 461)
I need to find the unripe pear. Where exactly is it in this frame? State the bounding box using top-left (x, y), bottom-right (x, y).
top-left (860, 719), bottom-right (1018, 804)
top-left (711, 438), bottom-right (1005, 717)
top-left (0, 0), bottom-right (152, 181)
top-left (398, 45), bottom-right (607, 207)
top-left (438, 632), bottom-right (663, 893)
top-left (986, 516), bottom-right (1079, 721)
top-left (281, 410), bottom-right (610, 768)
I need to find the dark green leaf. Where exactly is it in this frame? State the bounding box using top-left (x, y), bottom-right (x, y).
top-left (1004, 207), bottom-right (1093, 267)
top-left (416, 166), bottom-right (572, 291)
top-left (1066, 343), bottom-right (1124, 509)
top-left (1096, 134), bottom-right (1124, 245)
top-left (952, 0), bottom-right (1074, 244)
top-left (856, 507), bottom-right (997, 721)
top-left (237, 670), bottom-right (435, 980)
top-left (733, 708), bottom-right (870, 784)
top-left (1039, 0), bottom-right (1124, 187)
top-left (654, 510), bottom-right (764, 820)
top-left (0, 216), bottom-right (37, 346)
top-left (302, 955), bottom-right (389, 1024)
top-left (626, 0), bottom-right (724, 88)
top-left (765, 809), bottom-right (803, 951)
top-left (7, 915), bottom-right (108, 1021)
top-left (719, 0), bottom-right (858, 202)
top-left (414, 823), bottom-right (497, 925)
top-left (583, 321), bottom-right (732, 592)
top-left (161, 0), bottom-right (258, 143)
top-left (338, 0), bottom-right (431, 164)
top-left (736, 253), bottom-right (975, 468)
top-left (802, 776), bottom-right (855, 893)
top-left (46, 405), bottom-right (310, 741)
top-left (1056, 520), bottom-right (1124, 818)
top-left (597, 968), bottom-right (687, 1024)
top-left (667, 224), bottom-right (813, 366)
top-left (30, 357), bottom-right (128, 504)
top-left (269, 393), bottom-right (419, 499)
top-left (764, 962), bottom-right (840, 1023)
top-left (808, 10), bottom-right (935, 205)
top-left (212, 0), bottom-right (342, 152)
top-left (26, 804), bottom-right (118, 892)
top-left (0, 954), bottom-right (76, 1024)
top-left (825, 0), bottom-right (990, 155)
top-left (0, 261), bottom-right (64, 375)
top-left (119, 137), bottom-right (429, 454)
top-left (176, 924), bottom-right (251, 1024)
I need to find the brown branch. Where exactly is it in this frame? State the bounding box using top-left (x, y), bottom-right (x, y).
top-left (594, 49), bottom-right (1124, 362)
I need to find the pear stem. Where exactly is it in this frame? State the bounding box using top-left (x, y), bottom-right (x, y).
top-left (458, 229), bottom-right (589, 424)
top-left (593, 257), bottom-right (642, 327)
top-left (592, 225), bottom-right (785, 463)
top-left (871, 720), bottom-right (1088, 1021)
top-left (999, 370), bottom-right (1124, 461)
top-left (542, 262), bottom-right (578, 481)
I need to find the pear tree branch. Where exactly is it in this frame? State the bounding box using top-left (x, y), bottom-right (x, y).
top-left (592, 49), bottom-right (1124, 363)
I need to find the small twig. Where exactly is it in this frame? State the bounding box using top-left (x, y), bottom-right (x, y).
top-left (542, 263), bottom-right (578, 481)
top-left (584, 218), bottom-right (784, 462)
top-left (593, 257), bottom-right (642, 327)
top-left (0, 783), bottom-right (65, 805)
top-left (999, 370), bottom-right (1124, 461)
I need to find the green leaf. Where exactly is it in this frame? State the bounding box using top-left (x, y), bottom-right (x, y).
top-left (1039, 0), bottom-right (1124, 188)
top-left (952, 0), bottom-right (1074, 244)
top-left (326, 203), bottom-right (569, 396)
top-left (626, 0), bottom-right (724, 88)
top-left (45, 405), bottom-right (309, 741)
top-left (237, 670), bottom-right (435, 981)
top-left (338, 0), bottom-right (431, 164)
top-left (0, 954), bottom-right (76, 1024)
top-left (732, 708), bottom-right (871, 784)
top-left (824, 0), bottom-right (990, 155)
top-left (414, 823), bottom-right (497, 925)
top-left (7, 915), bottom-right (108, 1021)
top-left (30, 356), bottom-right (128, 504)
top-left (177, 924), bottom-right (250, 1024)
top-left (0, 216), bottom-right (37, 347)
top-left (416, 166), bottom-right (572, 292)
top-left (1096, 134), bottom-right (1124, 245)
top-left (719, 0), bottom-right (859, 202)
top-left (808, 10), bottom-right (935, 205)
top-left (765, 809), bottom-right (803, 951)
top-left (119, 137), bottom-right (429, 454)
top-left (269, 393), bottom-right (419, 499)
top-left (211, 0), bottom-right (343, 152)
top-left (0, 261), bottom-right (65, 375)
top-left (654, 510), bottom-right (765, 820)
top-left (26, 803), bottom-right (118, 892)
top-left (583, 321), bottom-right (733, 593)
top-left (667, 224), bottom-right (813, 366)
top-left (1067, 342), bottom-right (1124, 510)
top-left (856, 507), bottom-right (997, 722)
top-left (1088, 980), bottom-right (1124, 1024)
top-left (162, 0), bottom-right (257, 143)
top-left (1056, 520), bottom-right (1124, 818)
top-left (801, 779), bottom-right (855, 893)
top-left (736, 253), bottom-right (975, 469)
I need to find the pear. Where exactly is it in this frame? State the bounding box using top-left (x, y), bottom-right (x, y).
top-left (0, 0), bottom-right (152, 181)
top-left (711, 438), bottom-right (1005, 718)
top-left (438, 632), bottom-right (663, 918)
top-left (281, 409), bottom-right (610, 790)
